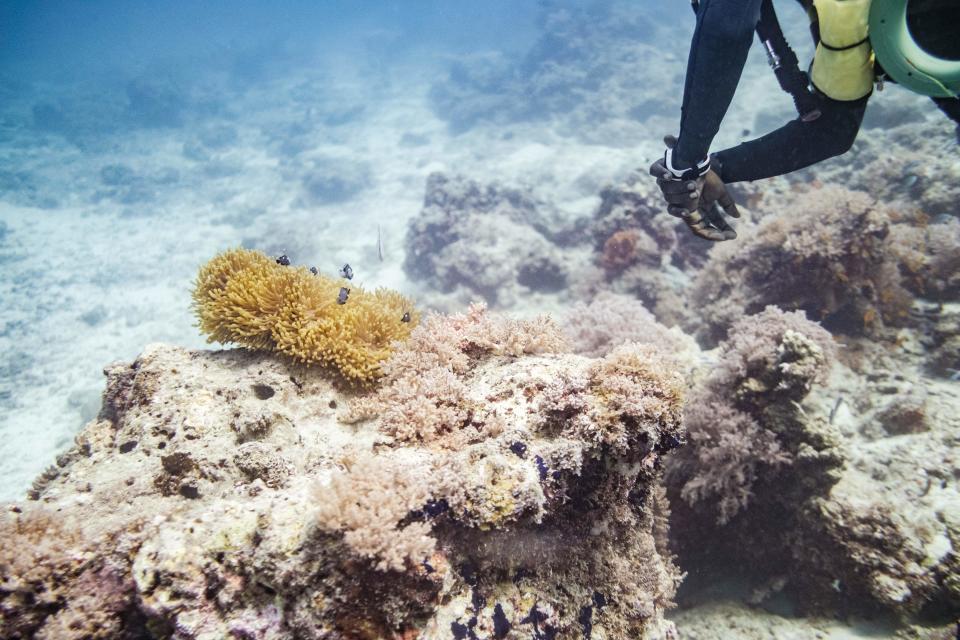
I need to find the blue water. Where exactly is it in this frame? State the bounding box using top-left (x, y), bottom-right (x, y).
top-left (1, 1), bottom-right (541, 79)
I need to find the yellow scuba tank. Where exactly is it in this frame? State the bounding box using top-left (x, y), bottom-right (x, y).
top-left (810, 0), bottom-right (875, 101)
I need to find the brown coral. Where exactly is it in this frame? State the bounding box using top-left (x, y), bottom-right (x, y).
top-left (588, 343), bottom-right (685, 455)
top-left (688, 186), bottom-right (917, 346)
top-left (669, 306), bottom-right (837, 524)
top-left (0, 509), bottom-right (140, 639)
top-left (192, 248), bottom-right (419, 384)
top-left (600, 228), bottom-right (656, 273)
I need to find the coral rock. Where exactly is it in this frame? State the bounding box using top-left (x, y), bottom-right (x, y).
top-left (2, 305), bottom-right (687, 639)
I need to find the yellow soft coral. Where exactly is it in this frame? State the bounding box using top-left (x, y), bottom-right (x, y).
top-left (192, 248), bottom-right (419, 385)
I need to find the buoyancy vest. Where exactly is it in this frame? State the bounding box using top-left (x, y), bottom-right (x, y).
top-left (809, 0), bottom-right (876, 101)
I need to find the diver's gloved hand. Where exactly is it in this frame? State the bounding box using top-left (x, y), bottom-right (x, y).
top-left (649, 135), bottom-right (707, 215)
top-left (695, 161), bottom-right (740, 240)
top-left (649, 135), bottom-right (740, 241)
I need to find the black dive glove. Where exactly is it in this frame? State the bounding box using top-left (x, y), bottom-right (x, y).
top-left (649, 136), bottom-right (741, 242)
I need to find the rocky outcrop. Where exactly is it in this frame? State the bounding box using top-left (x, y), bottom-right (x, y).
top-left (664, 307), bottom-right (960, 623)
top-left (1, 306), bottom-right (685, 639)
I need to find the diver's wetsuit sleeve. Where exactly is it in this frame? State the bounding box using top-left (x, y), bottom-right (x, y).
top-left (674, 0), bottom-right (764, 167)
top-left (713, 95), bottom-right (868, 183)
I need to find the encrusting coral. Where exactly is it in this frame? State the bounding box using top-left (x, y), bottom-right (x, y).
top-left (192, 247), bottom-right (418, 385)
top-left (342, 302), bottom-right (570, 446)
top-left (560, 292), bottom-right (700, 378)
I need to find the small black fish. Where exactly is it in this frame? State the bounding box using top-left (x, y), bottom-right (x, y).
top-left (309, 266), bottom-right (318, 275)
top-left (339, 263), bottom-right (353, 280)
top-left (337, 287), bottom-right (350, 305)
top-left (276, 254), bottom-right (290, 266)
top-left (401, 311), bottom-right (411, 323)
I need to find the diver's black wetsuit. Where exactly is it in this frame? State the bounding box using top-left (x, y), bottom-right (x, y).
top-left (674, 0), bottom-right (959, 184)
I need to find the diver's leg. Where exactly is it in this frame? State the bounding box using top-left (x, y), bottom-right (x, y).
top-left (674, 0), bottom-right (763, 169)
top-left (714, 95), bottom-right (868, 182)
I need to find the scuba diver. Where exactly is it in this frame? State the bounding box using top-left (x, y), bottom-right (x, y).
top-left (650, 0), bottom-right (960, 241)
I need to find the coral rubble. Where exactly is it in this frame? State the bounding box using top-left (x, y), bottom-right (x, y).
top-left (2, 305), bottom-right (686, 639)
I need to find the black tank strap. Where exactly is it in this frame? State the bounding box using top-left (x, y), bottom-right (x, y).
top-left (755, 0), bottom-right (822, 121)
top-left (819, 36), bottom-right (870, 51)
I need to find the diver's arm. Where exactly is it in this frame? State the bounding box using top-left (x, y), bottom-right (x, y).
top-left (674, 0), bottom-right (764, 168)
top-left (713, 95), bottom-right (868, 183)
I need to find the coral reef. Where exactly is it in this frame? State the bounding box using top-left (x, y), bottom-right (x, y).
top-left (586, 175), bottom-right (711, 274)
top-left (2, 304), bottom-right (686, 639)
top-left (808, 116), bottom-right (960, 218)
top-left (688, 186), bottom-right (924, 346)
top-left (0, 509), bottom-right (143, 639)
top-left (3, 7), bottom-right (958, 635)
top-left (559, 292), bottom-right (700, 382)
top-left (779, 345), bottom-right (960, 620)
top-left (401, 171), bottom-right (712, 326)
top-left (343, 303), bottom-right (571, 446)
top-left (579, 174), bottom-right (714, 327)
top-left (192, 248), bottom-right (418, 385)
top-left (667, 306), bottom-right (840, 526)
top-left (403, 173), bottom-right (580, 309)
top-left (665, 305), bottom-right (960, 622)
